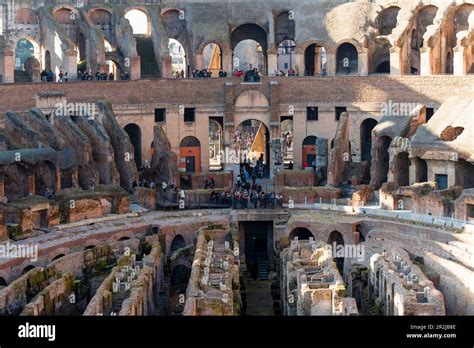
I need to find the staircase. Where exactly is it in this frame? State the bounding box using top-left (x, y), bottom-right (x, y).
top-left (257, 259), bottom-right (268, 280)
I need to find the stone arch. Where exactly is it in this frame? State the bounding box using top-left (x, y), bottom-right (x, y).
top-left (327, 230), bottom-right (345, 275)
top-left (22, 265), bottom-right (35, 275)
top-left (413, 156), bottom-right (428, 183)
top-left (14, 37), bottom-right (40, 82)
top-left (124, 8), bottom-right (150, 35)
top-left (52, 254), bottom-right (65, 261)
top-left (124, 123), bottom-right (142, 169)
top-left (231, 23), bottom-right (268, 74)
top-left (275, 11), bottom-right (295, 45)
top-left (199, 41), bottom-right (224, 76)
top-left (44, 50), bottom-right (51, 71)
top-left (302, 135), bottom-right (317, 165)
top-left (378, 6), bottom-right (401, 36)
top-left (289, 227), bottom-right (314, 240)
top-left (4, 162), bottom-right (29, 201)
top-left (88, 8), bottom-right (113, 26)
top-left (360, 118), bottom-right (378, 163)
top-left (234, 119), bottom-right (270, 174)
top-left (0, 277), bottom-right (7, 286)
top-left (170, 234), bottom-right (186, 253)
top-left (14, 8), bottom-right (39, 25)
top-left (304, 42), bottom-right (327, 76)
top-left (34, 160), bottom-right (56, 196)
top-left (336, 42), bottom-right (359, 75)
top-left (370, 38), bottom-right (391, 74)
top-left (180, 136), bottom-right (201, 173)
top-left (162, 9), bottom-right (187, 42)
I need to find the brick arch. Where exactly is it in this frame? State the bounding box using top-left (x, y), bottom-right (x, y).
top-left (14, 8), bottom-right (39, 25)
top-left (87, 7), bottom-right (114, 25)
top-left (297, 40), bottom-right (330, 55)
top-left (166, 230), bottom-right (194, 256)
top-left (196, 39), bottom-right (229, 56)
top-left (285, 221), bottom-right (353, 245)
top-left (49, 247), bottom-right (70, 263)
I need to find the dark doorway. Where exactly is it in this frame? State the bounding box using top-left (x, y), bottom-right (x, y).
top-left (185, 156), bottom-right (195, 173)
top-left (124, 123), bottom-right (142, 169)
top-left (328, 230), bottom-right (345, 276)
top-left (241, 221), bottom-right (273, 280)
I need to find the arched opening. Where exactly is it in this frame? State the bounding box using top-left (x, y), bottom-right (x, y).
top-left (277, 39), bottom-right (296, 75)
top-left (44, 50), bottom-right (51, 71)
top-left (355, 224), bottom-right (365, 242)
top-left (407, 5), bottom-right (438, 75)
top-left (169, 38), bottom-right (186, 78)
top-left (22, 265), bottom-right (35, 275)
top-left (378, 6), bottom-right (401, 36)
top-left (124, 9), bottom-right (149, 35)
top-left (53, 8), bottom-right (76, 42)
top-left (202, 43), bottom-right (222, 77)
top-left (170, 234), bottom-right (186, 253)
top-left (231, 24), bottom-right (268, 76)
top-left (377, 135), bottom-right (392, 186)
top-left (275, 11), bottom-right (295, 75)
top-left (180, 136), bottom-right (201, 173)
top-left (14, 38), bottom-right (38, 82)
top-left (302, 136), bottom-right (317, 167)
top-left (104, 40), bottom-right (120, 80)
top-left (78, 32), bottom-right (86, 62)
top-left (370, 38), bottom-right (391, 74)
top-left (118, 236), bottom-right (130, 241)
top-left (234, 120), bottom-right (270, 178)
top-left (337, 43), bottom-right (358, 75)
top-left (0, 277), bottom-right (7, 287)
top-left (209, 119), bottom-right (223, 170)
top-left (394, 152), bottom-right (410, 187)
top-left (304, 44), bottom-right (327, 76)
top-left (4, 163), bottom-right (29, 202)
top-left (289, 227), bottom-right (314, 240)
top-left (124, 123), bottom-right (142, 169)
top-left (328, 231), bottom-right (345, 276)
top-left (84, 245), bottom-right (96, 250)
top-left (360, 118), bottom-right (378, 162)
top-left (52, 254), bottom-right (65, 261)
top-left (14, 8), bottom-right (39, 25)
top-left (445, 4), bottom-right (474, 74)
top-left (34, 161), bottom-right (56, 197)
top-left (414, 157), bottom-right (428, 183)
top-left (280, 117), bottom-right (294, 168)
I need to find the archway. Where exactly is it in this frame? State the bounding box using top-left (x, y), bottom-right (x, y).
top-left (22, 265), bottom-right (35, 275)
top-left (302, 136), bottom-right (317, 166)
top-left (52, 254), bottom-right (65, 261)
top-left (202, 43), bottom-right (222, 77)
top-left (289, 227), bottom-right (314, 240)
top-left (170, 264), bottom-right (191, 314)
top-left (34, 161), bottom-right (56, 196)
top-left (378, 6), bottom-right (401, 36)
top-left (336, 43), bottom-right (358, 75)
top-left (231, 24), bottom-right (268, 75)
top-left (360, 118), bottom-right (378, 162)
top-left (234, 119), bottom-right (270, 177)
top-left (394, 152), bottom-right (410, 187)
top-left (328, 231), bottom-right (345, 276)
top-left (209, 118), bottom-right (223, 170)
top-left (4, 163), bottom-right (29, 201)
top-left (370, 38), bottom-right (391, 74)
top-left (180, 136), bottom-right (201, 173)
top-left (405, 5), bottom-right (438, 75)
top-left (14, 38), bottom-right (38, 82)
top-left (170, 234), bottom-right (186, 253)
top-left (280, 117), bottom-right (294, 167)
top-left (413, 157), bottom-right (428, 183)
top-left (53, 8), bottom-right (77, 42)
top-left (44, 50), bottom-right (51, 71)
top-left (304, 44), bottom-right (327, 76)
top-left (124, 123), bottom-right (142, 169)
top-left (124, 9), bottom-right (149, 35)
top-left (14, 8), bottom-right (38, 25)
top-left (277, 40), bottom-right (296, 74)
top-left (0, 277), bottom-right (7, 287)
top-left (377, 135), bottom-right (392, 187)
top-left (169, 38), bottom-right (186, 77)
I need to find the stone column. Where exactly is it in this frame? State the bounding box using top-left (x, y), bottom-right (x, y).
top-left (325, 52), bottom-right (336, 76)
top-left (453, 45), bottom-right (466, 76)
top-left (28, 174), bottom-right (35, 196)
top-left (64, 49), bottom-right (78, 81)
top-left (0, 49), bottom-right (14, 83)
top-left (420, 46), bottom-right (431, 76)
top-left (390, 47), bottom-right (401, 75)
top-left (55, 169), bottom-right (61, 194)
top-left (130, 55), bottom-right (141, 80)
top-left (267, 48), bottom-right (278, 76)
top-left (222, 50), bottom-right (233, 76)
top-left (195, 53), bottom-right (203, 71)
top-left (293, 52), bottom-right (304, 76)
top-left (161, 55), bottom-right (172, 78)
top-left (359, 49), bottom-right (369, 76)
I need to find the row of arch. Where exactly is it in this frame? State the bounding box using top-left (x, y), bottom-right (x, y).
top-left (11, 4), bottom-right (473, 81)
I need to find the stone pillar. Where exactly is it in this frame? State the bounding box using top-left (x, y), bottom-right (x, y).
top-left (293, 53), bottom-right (304, 76)
top-left (162, 55), bottom-right (172, 78)
top-left (222, 51), bottom-right (233, 76)
top-left (0, 173), bottom-right (4, 203)
top-left (130, 55), bottom-right (141, 80)
top-left (195, 53), bottom-right (203, 71)
top-left (325, 52), bottom-right (336, 76)
top-left (64, 50), bottom-right (78, 81)
top-left (267, 48), bottom-right (278, 76)
top-left (453, 45), bottom-right (466, 76)
top-left (359, 49), bottom-right (369, 76)
top-left (420, 46), bottom-right (431, 76)
top-left (55, 169), bottom-right (61, 194)
top-left (390, 47), bottom-right (401, 75)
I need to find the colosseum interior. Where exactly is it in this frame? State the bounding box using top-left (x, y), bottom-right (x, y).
top-left (0, 0), bottom-right (473, 326)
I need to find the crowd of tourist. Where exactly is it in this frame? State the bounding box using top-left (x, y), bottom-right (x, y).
top-left (273, 68), bottom-right (297, 76)
top-left (132, 179), bottom-right (156, 189)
